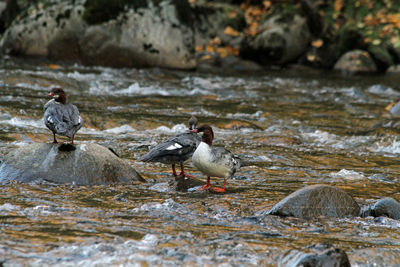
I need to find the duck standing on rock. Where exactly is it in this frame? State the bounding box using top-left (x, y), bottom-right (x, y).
top-left (140, 116), bottom-right (201, 178)
top-left (190, 124), bottom-right (240, 193)
top-left (44, 87), bottom-right (83, 144)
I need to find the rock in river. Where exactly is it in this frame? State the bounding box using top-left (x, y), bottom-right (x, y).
top-left (361, 197), bottom-right (400, 220)
top-left (0, 143), bottom-right (144, 185)
top-left (280, 243), bottom-right (351, 267)
top-left (266, 185), bottom-right (360, 218)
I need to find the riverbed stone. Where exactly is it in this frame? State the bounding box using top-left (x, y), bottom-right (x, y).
top-left (267, 185), bottom-right (360, 218)
top-left (0, 143), bottom-right (144, 185)
top-left (240, 14), bottom-right (311, 65)
top-left (334, 49), bottom-right (377, 73)
top-left (1, 0), bottom-right (196, 69)
top-left (361, 197), bottom-right (400, 220)
top-left (280, 243), bottom-right (351, 267)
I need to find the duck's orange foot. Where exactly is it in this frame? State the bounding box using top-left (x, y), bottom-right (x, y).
top-left (212, 187), bottom-right (226, 193)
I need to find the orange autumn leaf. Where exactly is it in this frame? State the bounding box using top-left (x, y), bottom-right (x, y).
top-left (311, 39), bottom-right (324, 48)
top-left (307, 53), bottom-right (316, 62)
top-left (200, 54), bottom-right (212, 61)
top-left (224, 26), bottom-right (239, 37)
top-left (334, 0), bottom-right (343, 11)
top-left (195, 45), bottom-right (203, 52)
top-left (263, 1), bottom-right (271, 9)
top-left (210, 37), bottom-right (221, 45)
top-left (205, 45), bottom-right (215, 53)
top-left (48, 64), bottom-right (60, 69)
top-left (216, 47), bottom-right (228, 58)
top-left (246, 21), bottom-right (259, 36)
top-left (251, 7), bottom-right (262, 17)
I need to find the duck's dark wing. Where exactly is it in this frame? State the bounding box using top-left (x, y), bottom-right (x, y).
top-left (140, 132), bottom-right (200, 164)
top-left (44, 102), bottom-right (83, 137)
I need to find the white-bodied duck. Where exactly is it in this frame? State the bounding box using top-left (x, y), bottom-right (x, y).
top-left (190, 124), bottom-right (240, 192)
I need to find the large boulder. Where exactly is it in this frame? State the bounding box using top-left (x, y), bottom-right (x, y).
top-left (1, 0), bottom-right (196, 69)
top-left (0, 143), bottom-right (144, 185)
top-left (240, 14), bottom-right (311, 65)
top-left (266, 185), bottom-right (360, 218)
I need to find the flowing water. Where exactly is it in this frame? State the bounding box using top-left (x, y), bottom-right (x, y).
top-left (1, 57), bottom-right (400, 266)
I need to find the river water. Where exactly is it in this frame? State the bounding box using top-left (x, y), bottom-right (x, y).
top-left (1, 57), bottom-right (400, 266)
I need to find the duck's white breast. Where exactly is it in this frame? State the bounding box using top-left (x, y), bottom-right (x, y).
top-left (192, 142), bottom-right (230, 177)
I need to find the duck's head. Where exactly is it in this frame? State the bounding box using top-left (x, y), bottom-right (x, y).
top-left (48, 87), bottom-right (67, 104)
top-left (190, 124), bottom-right (214, 145)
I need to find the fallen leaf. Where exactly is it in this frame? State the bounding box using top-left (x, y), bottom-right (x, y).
top-left (311, 39), bottom-right (323, 48)
top-left (263, 1), bottom-right (271, 9)
top-left (210, 37), bottom-right (221, 46)
top-left (224, 26), bottom-right (239, 37)
top-left (205, 45), bottom-right (215, 53)
top-left (307, 54), bottom-right (316, 62)
top-left (334, 0), bottom-right (343, 11)
top-left (200, 55), bottom-right (212, 61)
top-left (195, 45), bottom-right (203, 52)
top-left (48, 64), bottom-right (60, 69)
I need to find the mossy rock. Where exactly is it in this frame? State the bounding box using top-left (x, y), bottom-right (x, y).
top-left (367, 44), bottom-right (394, 72)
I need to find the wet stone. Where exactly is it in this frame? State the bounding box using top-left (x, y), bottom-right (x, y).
top-left (0, 143), bottom-right (144, 185)
top-left (361, 197), bottom-right (400, 220)
top-left (280, 243), bottom-right (351, 267)
top-left (266, 185), bottom-right (360, 218)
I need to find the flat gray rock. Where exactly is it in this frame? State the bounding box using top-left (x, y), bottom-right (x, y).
top-left (0, 143), bottom-right (144, 185)
top-left (267, 185), bottom-right (360, 218)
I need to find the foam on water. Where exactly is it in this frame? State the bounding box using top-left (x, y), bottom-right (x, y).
top-left (301, 130), bottom-right (374, 151)
top-left (367, 85), bottom-right (400, 96)
top-left (104, 125), bottom-right (135, 134)
top-left (155, 123), bottom-right (187, 134)
top-left (330, 169), bottom-right (365, 181)
top-left (369, 137), bottom-right (400, 156)
top-left (0, 117), bottom-right (43, 129)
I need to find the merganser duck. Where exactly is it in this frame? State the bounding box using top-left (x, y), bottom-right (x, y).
top-left (140, 116), bottom-right (201, 177)
top-left (190, 124), bottom-right (240, 192)
top-left (44, 87), bottom-right (83, 144)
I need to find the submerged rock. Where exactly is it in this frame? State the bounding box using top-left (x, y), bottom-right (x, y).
top-left (0, 143), bottom-right (144, 185)
top-left (266, 185), bottom-right (360, 218)
top-left (360, 197), bottom-right (400, 220)
top-left (280, 243), bottom-right (351, 267)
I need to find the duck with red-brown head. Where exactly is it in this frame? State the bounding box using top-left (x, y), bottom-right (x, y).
top-left (190, 124), bottom-right (240, 192)
top-left (44, 87), bottom-right (83, 144)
